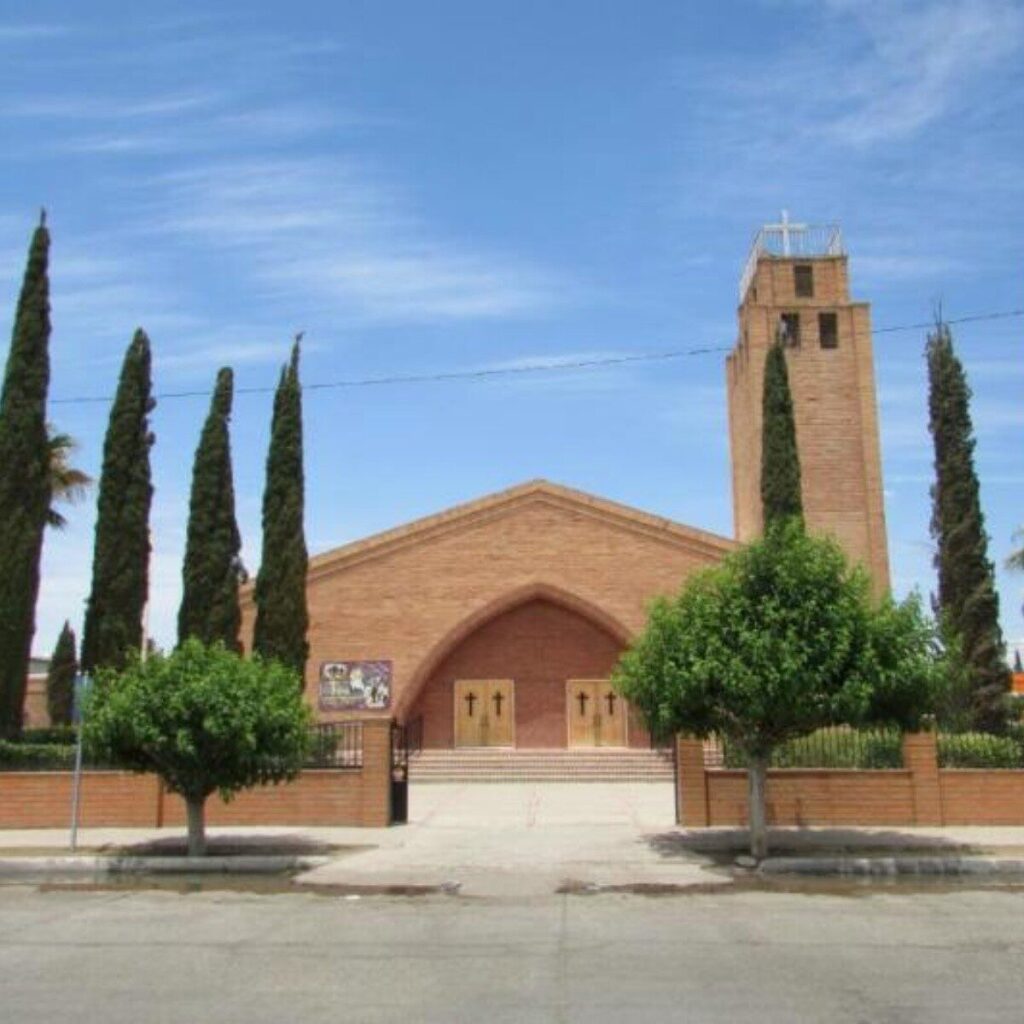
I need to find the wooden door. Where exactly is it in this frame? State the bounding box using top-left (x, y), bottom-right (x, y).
top-left (454, 680), bottom-right (485, 747)
top-left (567, 680), bottom-right (599, 747)
top-left (486, 679), bottom-right (515, 747)
top-left (567, 680), bottom-right (628, 747)
top-left (454, 680), bottom-right (515, 747)
top-left (596, 681), bottom-right (627, 747)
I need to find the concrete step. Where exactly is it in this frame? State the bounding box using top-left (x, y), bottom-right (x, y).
top-left (408, 748), bottom-right (674, 783)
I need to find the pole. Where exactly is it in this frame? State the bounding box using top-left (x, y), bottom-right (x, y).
top-left (69, 717), bottom-right (84, 852)
top-left (69, 673), bottom-right (91, 852)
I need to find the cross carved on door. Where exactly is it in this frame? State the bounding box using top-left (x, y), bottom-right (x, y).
top-left (464, 691), bottom-right (477, 717)
top-left (605, 691), bottom-right (617, 715)
top-left (577, 690), bottom-right (589, 716)
top-left (492, 690), bottom-right (504, 717)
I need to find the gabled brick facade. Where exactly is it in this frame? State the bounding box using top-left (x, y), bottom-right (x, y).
top-left (241, 480), bottom-right (734, 746)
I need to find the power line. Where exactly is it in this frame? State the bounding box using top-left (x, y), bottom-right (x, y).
top-left (872, 308), bottom-right (1024, 335)
top-left (49, 307), bottom-right (1024, 407)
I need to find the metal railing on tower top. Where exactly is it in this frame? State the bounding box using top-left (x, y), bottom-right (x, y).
top-left (739, 212), bottom-right (844, 301)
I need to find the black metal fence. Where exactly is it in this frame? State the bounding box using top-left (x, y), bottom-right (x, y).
top-left (2, 721), bottom-right (369, 772)
top-left (713, 726), bottom-right (904, 770)
top-left (304, 721), bottom-right (364, 769)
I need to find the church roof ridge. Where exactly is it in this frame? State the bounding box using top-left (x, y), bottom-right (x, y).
top-left (285, 478), bottom-right (735, 587)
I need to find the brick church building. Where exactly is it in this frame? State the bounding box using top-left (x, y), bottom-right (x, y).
top-left (242, 217), bottom-right (890, 755)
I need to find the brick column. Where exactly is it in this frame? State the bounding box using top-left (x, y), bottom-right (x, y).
top-left (359, 718), bottom-right (394, 827)
top-left (903, 730), bottom-right (943, 826)
top-left (676, 735), bottom-right (709, 827)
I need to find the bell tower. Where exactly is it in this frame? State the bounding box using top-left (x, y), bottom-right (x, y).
top-left (726, 214), bottom-right (890, 591)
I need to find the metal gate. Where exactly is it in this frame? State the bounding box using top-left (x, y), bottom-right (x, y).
top-left (390, 721), bottom-right (409, 824)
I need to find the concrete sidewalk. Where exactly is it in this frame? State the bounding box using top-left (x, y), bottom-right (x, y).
top-left (4, 782), bottom-right (1024, 894)
top-left (300, 782), bottom-right (722, 896)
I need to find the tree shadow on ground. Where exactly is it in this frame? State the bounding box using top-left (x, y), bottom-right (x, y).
top-left (104, 833), bottom-right (367, 857)
top-left (643, 827), bottom-right (987, 864)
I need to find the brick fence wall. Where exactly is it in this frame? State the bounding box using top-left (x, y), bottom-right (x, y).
top-left (0, 718), bottom-right (393, 830)
top-left (676, 731), bottom-right (1024, 828)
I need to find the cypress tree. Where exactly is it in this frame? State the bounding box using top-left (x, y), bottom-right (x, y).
top-left (927, 322), bottom-right (1008, 731)
top-left (46, 621), bottom-right (76, 727)
top-left (0, 214), bottom-right (53, 737)
top-left (178, 367), bottom-right (244, 650)
top-left (81, 329), bottom-right (155, 673)
top-left (761, 338), bottom-right (803, 529)
top-left (253, 339), bottom-right (309, 678)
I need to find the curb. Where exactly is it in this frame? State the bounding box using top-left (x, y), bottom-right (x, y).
top-left (758, 856), bottom-right (1024, 877)
top-left (0, 854), bottom-right (331, 877)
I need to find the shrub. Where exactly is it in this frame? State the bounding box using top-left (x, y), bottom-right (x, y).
top-left (21, 726), bottom-right (77, 745)
top-left (0, 740), bottom-right (76, 770)
top-left (937, 732), bottom-right (1024, 769)
top-left (724, 727), bottom-right (903, 769)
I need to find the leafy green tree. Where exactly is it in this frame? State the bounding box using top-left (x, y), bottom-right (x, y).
top-left (761, 337), bottom-right (802, 527)
top-left (253, 340), bottom-right (309, 678)
top-left (45, 426), bottom-right (92, 530)
top-left (85, 640), bottom-right (312, 856)
top-left (927, 322), bottom-right (1008, 731)
top-left (0, 214), bottom-right (53, 737)
top-left (178, 368), bottom-right (245, 650)
top-left (81, 330), bottom-right (155, 673)
top-left (46, 621), bottom-right (77, 727)
top-left (614, 522), bottom-right (939, 858)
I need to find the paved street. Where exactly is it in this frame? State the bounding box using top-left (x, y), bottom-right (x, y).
top-left (2, 882), bottom-right (1024, 1023)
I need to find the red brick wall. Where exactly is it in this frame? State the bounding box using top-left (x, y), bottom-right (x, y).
top-left (677, 732), bottom-right (1024, 828)
top-left (408, 598), bottom-right (648, 749)
top-left (0, 772), bottom-right (161, 828)
top-left (704, 770), bottom-right (916, 827)
top-left (0, 720), bottom-right (394, 830)
top-left (939, 772), bottom-right (1024, 826)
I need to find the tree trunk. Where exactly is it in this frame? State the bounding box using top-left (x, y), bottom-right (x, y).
top-left (185, 796), bottom-right (206, 857)
top-left (747, 755), bottom-right (769, 860)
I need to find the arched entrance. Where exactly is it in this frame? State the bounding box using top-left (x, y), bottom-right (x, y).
top-left (405, 586), bottom-right (650, 750)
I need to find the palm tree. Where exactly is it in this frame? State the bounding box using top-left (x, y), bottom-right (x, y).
top-left (46, 426), bottom-right (92, 529)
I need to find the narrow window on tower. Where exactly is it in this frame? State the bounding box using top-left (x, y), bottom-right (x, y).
top-left (819, 311), bottom-right (838, 349)
top-left (778, 312), bottom-right (801, 347)
top-left (794, 264), bottom-right (814, 298)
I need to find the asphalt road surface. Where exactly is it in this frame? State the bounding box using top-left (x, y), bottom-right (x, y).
top-left (2, 881), bottom-right (1024, 1023)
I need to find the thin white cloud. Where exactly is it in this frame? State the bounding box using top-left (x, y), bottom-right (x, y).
top-left (0, 91), bottom-right (220, 120)
top-left (822, 0), bottom-right (1024, 145)
top-left (157, 337), bottom-right (320, 373)
top-left (50, 103), bottom-right (354, 156)
top-left (141, 157), bottom-right (569, 324)
top-left (0, 24), bottom-right (71, 42)
top-left (482, 351), bottom-right (631, 372)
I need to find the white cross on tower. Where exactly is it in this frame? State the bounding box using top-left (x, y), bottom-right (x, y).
top-left (766, 209), bottom-right (807, 256)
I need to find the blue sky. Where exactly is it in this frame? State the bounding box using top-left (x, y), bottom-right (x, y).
top-left (0, 1), bottom-right (1022, 656)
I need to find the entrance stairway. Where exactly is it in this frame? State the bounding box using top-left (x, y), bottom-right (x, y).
top-left (408, 747), bottom-right (675, 783)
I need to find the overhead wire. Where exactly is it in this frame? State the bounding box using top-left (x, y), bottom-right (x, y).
top-left (48, 307), bottom-right (1024, 407)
